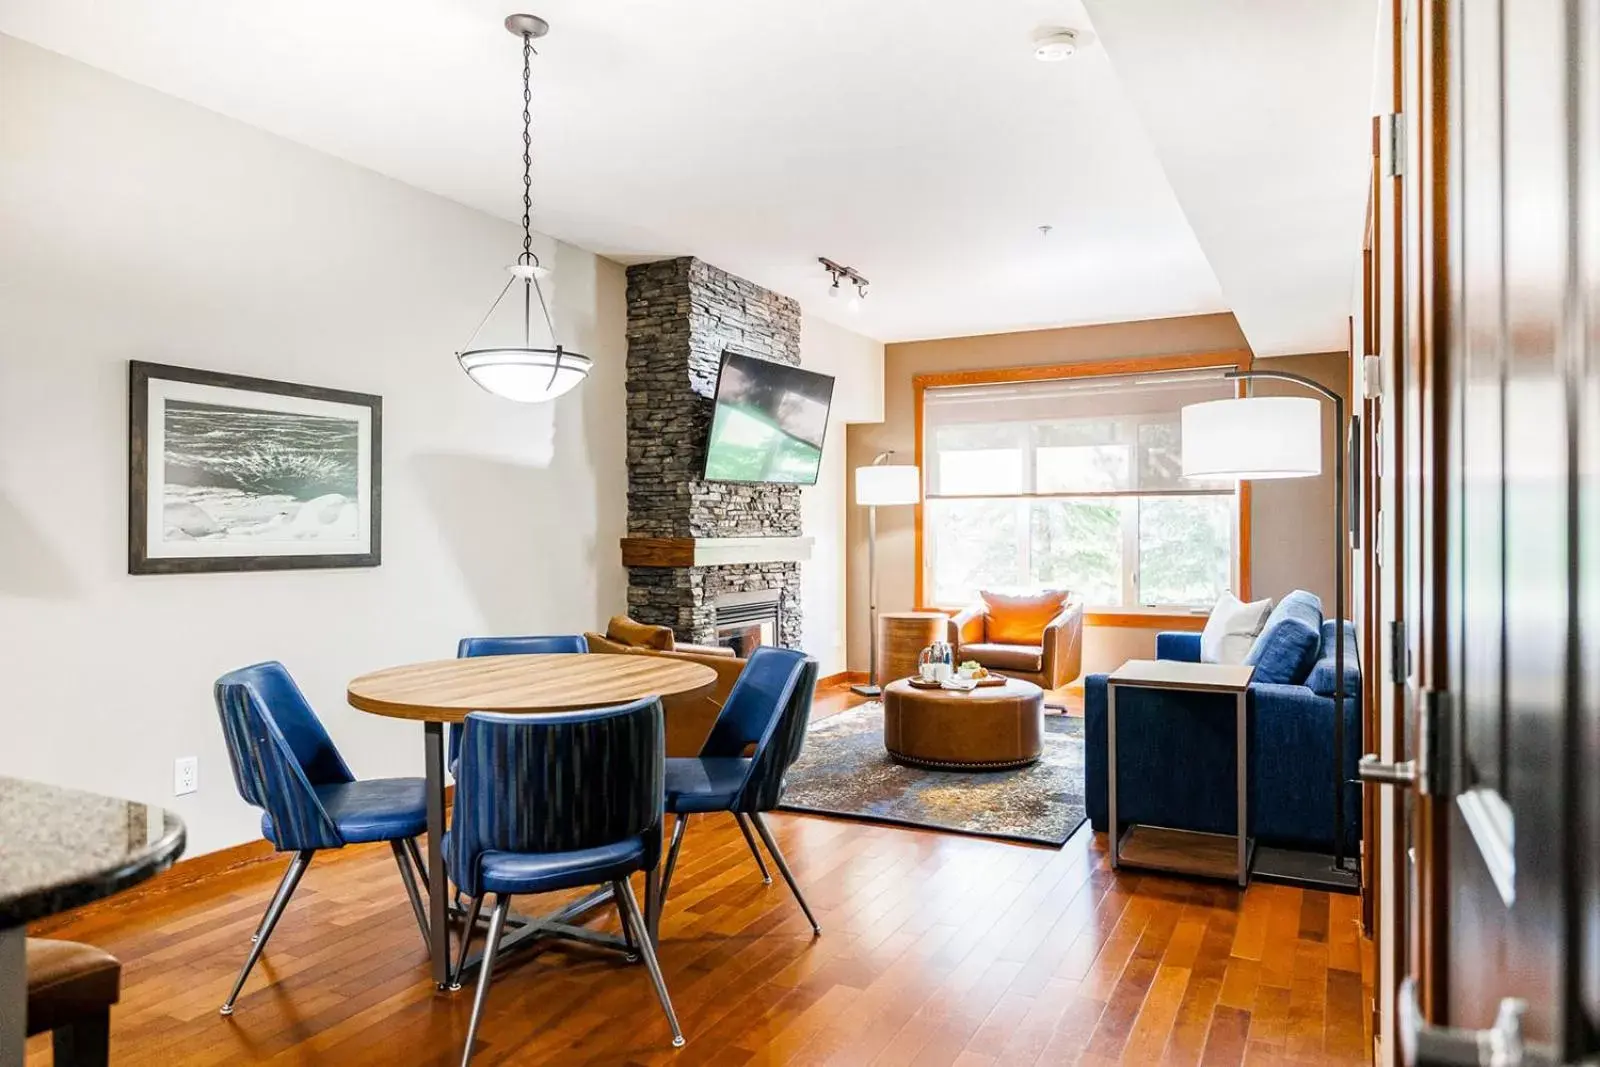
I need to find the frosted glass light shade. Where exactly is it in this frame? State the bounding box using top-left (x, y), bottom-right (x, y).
top-left (1182, 396), bottom-right (1322, 480)
top-left (856, 464), bottom-right (920, 506)
top-left (458, 348), bottom-right (592, 403)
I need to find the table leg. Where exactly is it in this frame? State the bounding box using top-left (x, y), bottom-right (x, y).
top-left (1236, 691), bottom-right (1248, 888)
top-left (1108, 682), bottom-right (1119, 870)
top-left (1, 926), bottom-right (23, 1066)
top-left (424, 721), bottom-right (450, 989)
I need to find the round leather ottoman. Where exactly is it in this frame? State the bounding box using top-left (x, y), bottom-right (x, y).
top-left (881, 678), bottom-right (1045, 770)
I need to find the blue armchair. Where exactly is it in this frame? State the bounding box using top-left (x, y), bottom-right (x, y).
top-left (657, 646), bottom-right (821, 936)
top-left (1084, 592), bottom-right (1361, 853)
top-left (213, 661), bottom-right (431, 1016)
top-left (451, 634), bottom-right (588, 771)
top-left (449, 698), bottom-right (682, 1062)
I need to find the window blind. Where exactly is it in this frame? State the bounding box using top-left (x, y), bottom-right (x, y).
top-left (922, 369), bottom-right (1237, 498)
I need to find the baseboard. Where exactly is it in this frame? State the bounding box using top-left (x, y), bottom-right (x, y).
top-left (819, 670), bottom-right (867, 688)
top-left (27, 836), bottom-right (277, 934)
top-left (29, 784), bottom-right (458, 935)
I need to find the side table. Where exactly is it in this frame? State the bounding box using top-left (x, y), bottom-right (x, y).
top-left (877, 611), bottom-right (949, 686)
top-left (1106, 659), bottom-right (1256, 887)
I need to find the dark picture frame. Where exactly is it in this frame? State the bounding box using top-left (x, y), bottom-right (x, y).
top-left (129, 361), bottom-right (382, 575)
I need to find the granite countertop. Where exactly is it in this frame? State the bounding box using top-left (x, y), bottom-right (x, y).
top-left (0, 777), bottom-right (186, 928)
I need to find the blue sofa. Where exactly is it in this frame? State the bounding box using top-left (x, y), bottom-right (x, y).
top-left (1084, 590), bottom-right (1361, 853)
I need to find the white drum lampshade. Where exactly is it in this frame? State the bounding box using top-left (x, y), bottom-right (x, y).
top-left (1182, 396), bottom-right (1322, 480)
top-left (855, 464), bottom-right (921, 506)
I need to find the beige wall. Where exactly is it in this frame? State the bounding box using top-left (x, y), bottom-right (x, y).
top-left (798, 315), bottom-right (885, 676)
top-left (843, 313), bottom-right (1349, 672)
top-left (0, 39), bottom-right (629, 856)
top-left (1247, 350), bottom-right (1350, 616)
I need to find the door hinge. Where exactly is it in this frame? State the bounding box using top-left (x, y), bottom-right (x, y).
top-left (1390, 620), bottom-right (1410, 684)
top-left (1382, 113), bottom-right (1406, 177)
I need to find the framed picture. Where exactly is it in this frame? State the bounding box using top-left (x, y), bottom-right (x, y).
top-left (129, 361), bottom-right (381, 574)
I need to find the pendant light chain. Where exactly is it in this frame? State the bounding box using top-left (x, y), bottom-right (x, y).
top-left (519, 32), bottom-right (536, 268)
top-left (453, 15), bottom-right (592, 404)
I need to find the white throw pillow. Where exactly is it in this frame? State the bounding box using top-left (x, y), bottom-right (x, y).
top-left (1200, 592), bottom-right (1273, 665)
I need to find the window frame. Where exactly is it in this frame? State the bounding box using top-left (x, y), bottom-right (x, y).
top-left (913, 351), bottom-right (1255, 612)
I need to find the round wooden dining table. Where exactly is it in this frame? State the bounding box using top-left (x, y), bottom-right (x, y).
top-left (347, 653), bottom-right (718, 988)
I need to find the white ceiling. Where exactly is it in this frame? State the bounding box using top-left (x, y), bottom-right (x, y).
top-left (1083, 0), bottom-right (1380, 358)
top-left (0, 1), bottom-right (1374, 350)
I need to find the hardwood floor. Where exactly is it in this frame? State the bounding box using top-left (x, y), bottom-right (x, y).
top-left (27, 685), bottom-right (1371, 1066)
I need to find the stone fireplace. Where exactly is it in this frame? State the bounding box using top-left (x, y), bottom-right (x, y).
top-left (621, 257), bottom-right (808, 650)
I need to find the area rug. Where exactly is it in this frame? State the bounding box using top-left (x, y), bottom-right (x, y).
top-left (779, 704), bottom-right (1087, 847)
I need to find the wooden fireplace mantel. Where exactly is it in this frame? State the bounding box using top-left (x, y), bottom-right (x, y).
top-left (620, 536), bottom-right (814, 568)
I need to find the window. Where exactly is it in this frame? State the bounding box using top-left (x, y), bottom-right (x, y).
top-left (922, 368), bottom-right (1242, 609)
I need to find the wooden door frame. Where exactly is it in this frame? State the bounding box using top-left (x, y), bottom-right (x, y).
top-left (1383, 0), bottom-right (1415, 1038)
top-left (1410, 0), bottom-right (1454, 1021)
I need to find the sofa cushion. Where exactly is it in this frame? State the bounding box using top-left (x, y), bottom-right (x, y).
top-left (605, 615), bottom-right (675, 651)
top-left (1200, 592), bottom-right (1273, 664)
top-left (1307, 619), bottom-right (1361, 698)
top-left (1244, 590), bottom-right (1324, 685)
top-left (961, 642), bottom-right (1044, 673)
top-left (979, 589), bottom-right (1069, 646)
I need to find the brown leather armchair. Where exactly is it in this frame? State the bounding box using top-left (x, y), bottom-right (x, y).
top-left (584, 633), bottom-right (747, 756)
top-left (947, 597), bottom-right (1085, 691)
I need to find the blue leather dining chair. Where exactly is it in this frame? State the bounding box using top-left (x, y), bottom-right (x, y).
top-left (213, 661), bottom-right (431, 1016)
top-left (450, 634), bottom-right (588, 772)
top-left (449, 699), bottom-right (682, 1064)
top-left (656, 646), bottom-right (820, 937)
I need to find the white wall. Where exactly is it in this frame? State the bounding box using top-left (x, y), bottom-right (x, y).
top-left (799, 314), bottom-right (884, 676)
top-left (0, 37), bottom-right (628, 856)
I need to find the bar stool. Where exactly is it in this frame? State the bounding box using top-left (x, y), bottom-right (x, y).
top-left (26, 938), bottom-right (120, 1066)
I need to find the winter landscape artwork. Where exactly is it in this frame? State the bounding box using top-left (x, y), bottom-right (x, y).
top-left (129, 362), bottom-right (381, 574)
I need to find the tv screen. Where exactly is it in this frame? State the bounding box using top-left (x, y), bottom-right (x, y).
top-left (703, 353), bottom-right (836, 485)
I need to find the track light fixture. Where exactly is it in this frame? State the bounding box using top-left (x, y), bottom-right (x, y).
top-left (819, 257), bottom-right (870, 312)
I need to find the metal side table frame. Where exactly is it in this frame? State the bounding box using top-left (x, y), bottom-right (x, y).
top-left (1107, 660), bottom-right (1256, 888)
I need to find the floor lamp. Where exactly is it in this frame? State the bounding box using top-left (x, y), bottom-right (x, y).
top-left (852, 452), bottom-right (921, 698)
top-left (1182, 371), bottom-right (1359, 893)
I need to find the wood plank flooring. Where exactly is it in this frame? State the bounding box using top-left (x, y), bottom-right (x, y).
top-left (26, 685), bottom-right (1372, 1065)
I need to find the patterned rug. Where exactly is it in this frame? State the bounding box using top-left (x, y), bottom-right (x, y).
top-left (779, 703), bottom-right (1087, 847)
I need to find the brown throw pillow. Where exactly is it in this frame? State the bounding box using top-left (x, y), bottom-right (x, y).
top-left (980, 590), bottom-right (1069, 646)
top-left (605, 615), bottom-right (676, 652)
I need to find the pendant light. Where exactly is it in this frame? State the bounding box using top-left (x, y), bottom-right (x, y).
top-left (456, 14), bottom-right (591, 403)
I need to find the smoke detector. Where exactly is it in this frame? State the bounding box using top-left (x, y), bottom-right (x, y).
top-left (1033, 28), bottom-right (1091, 61)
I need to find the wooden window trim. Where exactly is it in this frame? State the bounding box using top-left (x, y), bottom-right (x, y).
top-left (913, 349), bottom-right (1255, 609)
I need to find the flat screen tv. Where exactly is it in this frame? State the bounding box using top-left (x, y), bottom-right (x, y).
top-left (703, 352), bottom-right (836, 485)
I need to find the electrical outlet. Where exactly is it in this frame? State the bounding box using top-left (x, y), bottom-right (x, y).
top-left (174, 756), bottom-right (198, 796)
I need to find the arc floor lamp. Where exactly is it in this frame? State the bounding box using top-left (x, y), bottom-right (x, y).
top-left (1182, 370), bottom-right (1359, 892)
top-left (852, 452), bottom-right (920, 698)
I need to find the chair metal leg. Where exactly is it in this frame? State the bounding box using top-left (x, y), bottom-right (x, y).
top-left (658, 814), bottom-right (689, 906)
top-left (51, 1007), bottom-right (109, 1067)
top-left (450, 894), bottom-right (484, 991)
top-left (460, 895), bottom-right (511, 1067)
top-left (403, 837), bottom-right (429, 895)
top-left (221, 850), bottom-right (313, 1015)
top-left (615, 882), bottom-right (640, 962)
top-left (749, 813), bottom-right (821, 936)
top-left (644, 866), bottom-right (662, 946)
top-left (390, 840), bottom-right (432, 954)
top-left (615, 880), bottom-right (685, 1048)
top-left (734, 813), bottom-right (772, 884)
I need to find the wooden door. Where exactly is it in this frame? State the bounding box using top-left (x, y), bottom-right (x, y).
top-left (1370, 0), bottom-right (1600, 1060)
top-left (1442, 0), bottom-right (1592, 1050)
